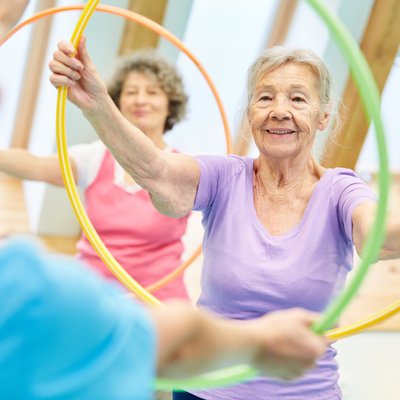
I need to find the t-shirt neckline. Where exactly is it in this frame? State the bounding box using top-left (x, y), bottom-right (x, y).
top-left (246, 158), bottom-right (333, 241)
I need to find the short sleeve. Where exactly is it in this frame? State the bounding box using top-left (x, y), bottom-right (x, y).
top-left (68, 140), bottom-right (105, 188)
top-left (332, 169), bottom-right (377, 241)
top-left (193, 155), bottom-right (246, 211)
top-left (0, 240), bottom-right (156, 400)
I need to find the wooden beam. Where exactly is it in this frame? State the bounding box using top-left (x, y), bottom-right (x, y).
top-left (119, 0), bottom-right (168, 55)
top-left (11, 0), bottom-right (55, 148)
top-left (233, 0), bottom-right (299, 156)
top-left (322, 0), bottom-right (400, 168)
top-left (266, 0), bottom-right (299, 48)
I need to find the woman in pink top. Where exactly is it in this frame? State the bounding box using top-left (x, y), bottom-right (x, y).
top-left (0, 50), bottom-right (190, 300)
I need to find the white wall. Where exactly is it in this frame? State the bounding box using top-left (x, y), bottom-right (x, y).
top-left (166, 0), bottom-right (279, 156)
top-left (335, 333), bottom-right (400, 400)
top-left (357, 55), bottom-right (400, 172)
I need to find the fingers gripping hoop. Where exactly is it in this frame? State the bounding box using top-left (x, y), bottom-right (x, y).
top-left (2, 0), bottom-right (392, 390)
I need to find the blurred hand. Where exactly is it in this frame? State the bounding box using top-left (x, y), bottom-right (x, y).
top-left (250, 308), bottom-right (328, 380)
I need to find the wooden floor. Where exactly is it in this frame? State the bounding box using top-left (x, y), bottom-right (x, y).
top-left (0, 176), bottom-right (30, 237)
top-left (1, 174), bottom-right (399, 332)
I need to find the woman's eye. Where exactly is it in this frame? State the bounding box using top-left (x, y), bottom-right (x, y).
top-left (259, 95), bottom-right (272, 101)
top-left (292, 96), bottom-right (305, 102)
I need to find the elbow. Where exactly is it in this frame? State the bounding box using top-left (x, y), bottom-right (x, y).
top-left (149, 193), bottom-right (191, 218)
top-left (355, 241), bottom-right (395, 262)
top-left (44, 171), bottom-right (68, 187)
top-left (378, 247), bottom-right (400, 261)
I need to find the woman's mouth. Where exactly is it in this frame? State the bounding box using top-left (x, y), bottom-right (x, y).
top-left (132, 110), bottom-right (149, 117)
top-left (266, 129), bottom-right (296, 135)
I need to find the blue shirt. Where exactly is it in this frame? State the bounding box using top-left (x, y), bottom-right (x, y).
top-left (0, 239), bottom-right (156, 399)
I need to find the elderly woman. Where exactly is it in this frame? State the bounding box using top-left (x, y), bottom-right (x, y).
top-left (49, 39), bottom-right (399, 400)
top-left (0, 49), bottom-right (190, 301)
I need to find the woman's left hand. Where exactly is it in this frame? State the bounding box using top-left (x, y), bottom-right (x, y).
top-left (48, 36), bottom-right (109, 114)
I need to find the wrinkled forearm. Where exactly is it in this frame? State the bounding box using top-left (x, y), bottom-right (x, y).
top-left (82, 95), bottom-right (199, 217)
top-left (380, 210), bottom-right (400, 260)
top-left (353, 202), bottom-right (399, 261)
top-left (83, 95), bottom-right (165, 192)
top-left (153, 305), bottom-right (255, 379)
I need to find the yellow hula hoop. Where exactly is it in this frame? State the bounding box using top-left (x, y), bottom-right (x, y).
top-left (57, 0), bottom-right (161, 306)
top-left (2, 3), bottom-right (397, 338)
top-left (326, 299), bottom-right (400, 340)
top-left (53, 3), bottom-right (233, 305)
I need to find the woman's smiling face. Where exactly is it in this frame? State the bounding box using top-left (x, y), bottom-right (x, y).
top-left (248, 62), bottom-right (330, 161)
top-left (119, 71), bottom-right (169, 136)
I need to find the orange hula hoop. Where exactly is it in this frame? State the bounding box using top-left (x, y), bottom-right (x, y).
top-left (1, 4), bottom-right (232, 294)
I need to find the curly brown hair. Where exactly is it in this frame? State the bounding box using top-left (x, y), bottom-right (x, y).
top-left (107, 49), bottom-right (188, 133)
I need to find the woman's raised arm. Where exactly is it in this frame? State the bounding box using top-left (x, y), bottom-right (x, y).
top-left (49, 37), bottom-right (200, 217)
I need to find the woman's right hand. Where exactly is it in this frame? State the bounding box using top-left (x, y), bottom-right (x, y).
top-left (48, 37), bottom-right (109, 114)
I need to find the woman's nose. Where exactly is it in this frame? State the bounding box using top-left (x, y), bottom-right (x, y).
top-left (270, 97), bottom-right (291, 120)
top-left (134, 91), bottom-right (147, 104)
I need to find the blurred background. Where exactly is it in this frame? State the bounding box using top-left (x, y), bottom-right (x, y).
top-left (0, 1), bottom-right (399, 398)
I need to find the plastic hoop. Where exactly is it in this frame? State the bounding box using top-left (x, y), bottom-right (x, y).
top-left (1, 0), bottom-right (391, 390)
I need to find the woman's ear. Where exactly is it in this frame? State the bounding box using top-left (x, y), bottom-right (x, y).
top-left (318, 105), bottom-right (331, 131)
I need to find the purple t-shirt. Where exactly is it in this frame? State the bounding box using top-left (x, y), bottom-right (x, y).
top-left (191, 155), bottom-right (376, 400)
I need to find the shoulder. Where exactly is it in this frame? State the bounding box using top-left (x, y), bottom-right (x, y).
top-left (69, 140), bottom-right (106, 160)
top-left (324, 167), bottom-right (371, 193)
top-left (326, 167), bottom-right (376, 209)
top-left (195, 154), bottom-right (250, 175)
top-left (193, 155), bottom-right (252, 210)
top-left (68, 141), bottom-right (107, 187)
top-left (328, 167), bottom-right (367, 183)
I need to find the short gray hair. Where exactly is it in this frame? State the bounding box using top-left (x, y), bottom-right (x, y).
top-left (107, 49), bottom-right (188, 133)
top-left (246, 46), bottom-right (332, 111)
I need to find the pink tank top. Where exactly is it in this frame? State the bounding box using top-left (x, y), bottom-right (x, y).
top-left (76, 150), bottom-right (190, 301)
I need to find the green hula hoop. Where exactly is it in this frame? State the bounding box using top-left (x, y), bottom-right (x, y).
top-left (49, 0), bottom-right (389, 391)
